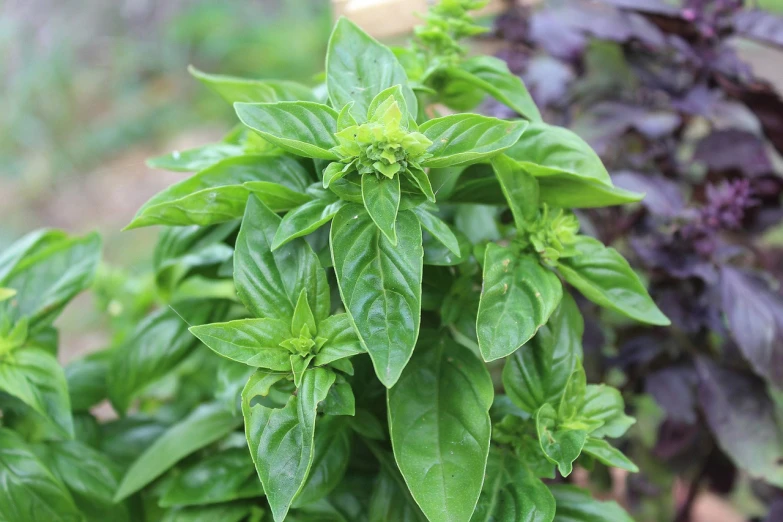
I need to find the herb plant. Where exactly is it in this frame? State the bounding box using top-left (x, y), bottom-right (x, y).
top-left (1, 3), bottom-right (670, 521)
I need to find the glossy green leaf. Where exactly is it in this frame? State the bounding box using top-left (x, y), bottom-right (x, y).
top-left (127, 155), bottom-right (311, 229)
top-left (406, 166), bottom-right (436, 202)
top-left (422, 227), bottom-right (470, 266)
top-left (330, 205), bottom-right (423, 387)
top-left (576, 385), bottom-right (634, 439)
top-left (34, 440), bottom-right (128, 522)
top-left (159, 448), bottom-right (262, 507)
top-left (242, 368), bottom-right (335, 522)
top-left (420, 115), bottom-right (528, 168)
top-left (361, 174), bottom-right (401, 244)
top-left (505, 123), bottom-right (642, 208)
top-left (535, 404), bottom-right (586, 477)
top-left (161, 501), bottom-right (256, 522)
top-left (503, 293), bottom-right (583, 415)
top-left (323, 380), bottom-right (356, 416)
top-left (235, 196), bottom-right (330, 324)
top-left (477, 247), bottom-right (563, 361)
top-left (491, 154), bottom-right (539, 231)
top-left (369, 468), bottom-right (428, 522)
top-left (447, 56), bottom-right (542, 122)
top-left (549, 485), bottom-right (633, 522)
top-left (411, 207), bottom-right (461, 258)
top-left (235, 102), bottom-right (339, 160)
top-left (0, 429), bottom-right (82, 522)
top-left (190, 318), bottom-right (292, 370)
top-left (294, 416), bottom-right (352, 507)
top-left (388, 334), bottom-right (493, 522)
top-left (0, 229), bottom-right (68, 281)
top-left (190, 65), bottom-right (314, 103)
top-left (114, 403), bottom-right (242, 502)
top-left (313, 313), bottom-right (365, 367)
top-left (65, 351), bottom-right (110, 412)
top-left (272, 193), bottom-right (344, 250)
top-left (147, 143), bottom-right (245, 172)
top-left (0, 231), bottom-right (101, 329)
top-left (326, 17), bottom-right (417, 120)
top-left (581, 438), bottom-right (638, 472)
top-left (470, 449), bottom-right (555, 522)
top-left (557, 236), bottom-right (669, 326)
top-left (0, 348), bottom-right (73, 438)
top-left (558, 367), bottom-right (588, 423)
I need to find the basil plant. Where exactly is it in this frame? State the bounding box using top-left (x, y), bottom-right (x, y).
top-left (0, 2), bottom-right (668, 522)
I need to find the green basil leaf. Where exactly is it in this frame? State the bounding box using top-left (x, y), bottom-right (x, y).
top-left (330, 205), bottom-right (423, 387)
top-left (361, 174), bottom-right (401, 244)
top-left (420, 115), bottom-right (528, 168)
top-left (503, 293), bottom-right (583, 415)
top-left (549, 485), bottom-right (633, 522)
top-left (161, 501), bottom-right (256, 522)
top-left (235, 102), bottom-right (339, 160)
top-left (491, 154), bottom-right (539, 231)
top-left (576, 385), bottom-right (634, 439)
top-left (190, 318), bottom-right (292, 370)
top-left (505, 123), bottom-right (642, 208)
top-left (0, 428), bottom-right (82, 522)
top-left (293, 416), bottom-right (351, 507)
top-left (108, 301), bottom-right (225, 414)
top-left (159, 448), bottom-right (262, 507)
top-left (323, 380), bottom-right (355, 416)
top-left (0, 232), bottom-right (101, 329)
top-left (313, 313), bottom-right (365, 367)
top-left (558, 367), bottom-right (588, 423)
top-left (190, 65), bottom-right (314, 104)
top-left (423, 227), bottom-right (470, 266)
top-left (34, 440), bottom-right (129, 522)
top-left (470, 449), bottom-right (556, 522)
top-left (477, 247), bottom-right (563, 361)
top-left (272, 194), bottom-right (344, 250)
top-left (235, 196), bottom-right (330, 324)
top-left (447, 56), bottom-right (542, 122)
top-left (557, 236), bottom-right (669, 326)
top-left (127, 156), bottom-right (311, 229)
top-left (65, 351), bottom-right (110, 412)
top-left (406, 167), bottom-right (436, 202)
top-left (411, 207), bottom-right (461, 258)
top-left (0, 229), bottom-right (68, 281)
top-left (369, 468), bottom-right (428, 522)
top-left (242, 367), bottom-right (335, 522)
top-left (114, 402), bottom-right (242, 502)
top-left (581, 438), bottom-right (638, 472)
top-left (0, 348), bottom-right (73, 438)
top-left (535, 404), bottom-right (586, 477)
top-left (388, 334), bottom-right (493, 522)
top-left (147, 143), bottom-right (245, 172)
top-left (326, 18), bottom-right (417, 121)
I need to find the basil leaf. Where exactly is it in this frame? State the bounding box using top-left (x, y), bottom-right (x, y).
top-left (34, 440), bottom-right (129, 521)
top-left (0, 229), bottom-right (68, 281)
top-left (330, 205), bottom-right (423, 387)
top-left (557, 236), bottom-right (669, 326)
top-left (491, 154), bottom-right (539, 231)
top-left (242, 367), bottom-right (335, 522)
top-left (273, 194), bottom-right (344, 250)
top-left (419, 115), bottom-right (528, 168)
top-left (581, 438), bottom-right (638, 472)
top-left (235, 196), bottom-right (330, 324)
top-left (505, 122), bottom-right (642, 208)
top-left (406, 166), bottom-right (436, 202)
top-left (127, 156), bottom-right (311, 229)
top-left (294, 416), bottom-right (351, 507)
top-left (114, 402), bottom-right (242, 502)
top-left (477, 247), bottom-right (563, 361)
top-left (558, 367), bottom-right (587, 423)
top-left (326, 18), bottom-right (417, 121)
top-left (503, 293), bottom-right (583, 415)
top-left (323, 380), bottom-right (356, 416)
top-left (0, 231), bottom-right (101, 329)
top-left (190, 65), bottom-right (314, 103)
top-left (369, 468), bottom-right (428, 522)
top-left (190, 318), bottom-right (292, 370)
top-left (147, 143), bottom-right (245, 172)
top-left (388, 334), bottom-right (493, 522)
top-left (446, 56), bottom-right (542, 122)
top-left (535, 404), bottom-right (586, 477)
top-left (159, 448), bottom-right (262, 507)
top-left (161, 502), bottom-right (256, 522)
top-left (423, 227), bottom-right (470, 266)
top-left (361, 174), bottom-right (401, 244)
top-left (549, 485), bottom-right (633, 522)
top-left (0, 428), bottom-right (82, 522)
top-left (0, 348), bottom-right (73, 438)
top-left (314, 313), bottom-right (365, 367)
top-left (470, 449), bottom-right (555, 522)
top-left (65, 351), bottom-right (110, 411)
top-left (577, 385), bottom-right (634, 439)
top-left (235, 102), bottom-right (340, 160)
top-left (411, 207), bottom-right (461, 258)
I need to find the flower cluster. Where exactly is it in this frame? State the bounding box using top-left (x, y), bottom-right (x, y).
top-left (522, 205), bottom-right (580, 266)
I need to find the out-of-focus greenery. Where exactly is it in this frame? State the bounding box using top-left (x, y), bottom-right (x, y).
top-left (0, 0), bottom-right (331, 184)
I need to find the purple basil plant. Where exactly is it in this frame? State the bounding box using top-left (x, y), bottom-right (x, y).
top-left (492, 0), bottom-right (783, 519)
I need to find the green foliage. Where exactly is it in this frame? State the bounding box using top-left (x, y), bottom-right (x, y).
top-left (0, 3), bottom-right (665, 521)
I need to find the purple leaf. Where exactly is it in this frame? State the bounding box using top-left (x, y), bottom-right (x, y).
top-left (734, 10), bottom-right (783, 48)
top-left (645, 364), bottom-right (698, 424)
top-left (720, 266), bottom-right (783, 389)
top-left (522, 56), bottom-right (575, 108)
top-left (696, 358), bottom-right (783, 487)
top-left (612, 170), bottom-right (684, 217)
top-left (693, 130), bottom-right (773, 177)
